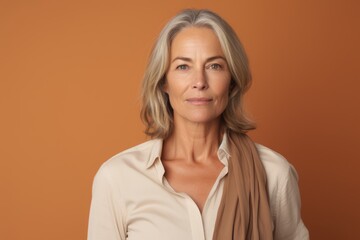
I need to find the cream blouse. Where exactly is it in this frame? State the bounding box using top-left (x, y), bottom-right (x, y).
top-left (88, 136), bottom-right (309, 240)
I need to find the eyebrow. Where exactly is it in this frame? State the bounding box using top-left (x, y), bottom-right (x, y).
top-left (171, 55), bottom-right (226, 63)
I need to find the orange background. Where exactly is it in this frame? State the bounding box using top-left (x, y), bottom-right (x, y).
top-left (1, 0), bottom-right (359, 239)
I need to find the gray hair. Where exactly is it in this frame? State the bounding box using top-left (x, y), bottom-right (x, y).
top-left (141, 9), bottom-right (255, 138)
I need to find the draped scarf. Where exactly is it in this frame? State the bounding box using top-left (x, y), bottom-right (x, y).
top-left (212, 131), bottom-right (273, 240)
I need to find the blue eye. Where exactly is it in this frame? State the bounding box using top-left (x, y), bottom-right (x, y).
top-left (176, 65), bottom-right (189, 70)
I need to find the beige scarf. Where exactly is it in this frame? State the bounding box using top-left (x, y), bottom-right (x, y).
top-left (212, 131), bottom-right (273, 240)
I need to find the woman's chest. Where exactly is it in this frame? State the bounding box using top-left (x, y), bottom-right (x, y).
top-left (161, 159), bottom-right (224, 212)
top-left (119, 166), bottom-right (225, 240)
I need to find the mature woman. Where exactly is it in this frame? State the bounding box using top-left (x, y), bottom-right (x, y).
top-left (88, 9), bottom-right (309, 240)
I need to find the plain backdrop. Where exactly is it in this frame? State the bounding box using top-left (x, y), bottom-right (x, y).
top-left (1, 0), bottom-right (359, 239)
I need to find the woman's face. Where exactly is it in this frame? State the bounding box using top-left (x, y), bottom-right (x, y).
top-left (164, 27), bottom-right (231, 125)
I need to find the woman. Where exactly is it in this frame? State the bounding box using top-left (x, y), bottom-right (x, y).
top-left (88, 9), bottom-right (309, 240)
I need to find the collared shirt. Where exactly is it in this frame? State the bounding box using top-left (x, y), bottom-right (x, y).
top-left (88, 136), bottom-right (309, 240)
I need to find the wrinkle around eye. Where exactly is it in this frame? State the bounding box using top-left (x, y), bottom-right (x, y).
top-left (206, 63), bottom-right (223, 70)
top-left (175, 64), bottom-right (189, 70)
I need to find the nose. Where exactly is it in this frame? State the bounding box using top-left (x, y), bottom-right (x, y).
top-left (192, 69), bottom-right (208, 90)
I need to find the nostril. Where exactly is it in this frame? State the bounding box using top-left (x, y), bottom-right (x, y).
top-left (192, 83), bottom-right (208, 90)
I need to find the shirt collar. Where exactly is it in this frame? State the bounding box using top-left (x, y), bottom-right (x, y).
top-left (145, 138), bottom-right (163, 169)
top-left (218, 132), bottom-right (230, 166)
top-left (145, 133), bottom-right (231, 169)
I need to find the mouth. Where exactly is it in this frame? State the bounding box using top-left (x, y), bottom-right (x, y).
top-left (186, 97), bottom-right (213, 105)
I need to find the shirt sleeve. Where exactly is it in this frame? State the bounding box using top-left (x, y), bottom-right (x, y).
top-left (88, 165), bottom-right (126, 240)
top-left (274, 165), bottom-right (310, 240)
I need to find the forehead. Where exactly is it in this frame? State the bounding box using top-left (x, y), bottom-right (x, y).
top-left (170, 27), bottom-right (224, 57)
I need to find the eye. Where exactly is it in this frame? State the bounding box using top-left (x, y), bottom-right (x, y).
top-left (176, 64), bottom-right (189, 70)
top-left (207, 63), bottom-right (222, 70)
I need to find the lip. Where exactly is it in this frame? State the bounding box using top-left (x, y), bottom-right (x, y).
top-left (186, 97), bottom-right (213, 105)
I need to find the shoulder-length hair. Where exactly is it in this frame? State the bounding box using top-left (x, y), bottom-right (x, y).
top-left (141, 9), bottom-right (255, 138)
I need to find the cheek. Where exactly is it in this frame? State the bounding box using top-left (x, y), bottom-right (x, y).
top-left (165, 78), bottom-right (188, 100)
top-left (165, 83), bottom-right (183, 109)
top-left (214, 80), bottom-right (231, 110)
top-left (215, 79), bottom-right (231, 98)
top-left (166, 86), bottom-right (181, 102)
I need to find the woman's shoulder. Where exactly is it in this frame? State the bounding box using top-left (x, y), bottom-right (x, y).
top-left (255, 143), bottom-right (298, 183)
top-left (99, 138), bottom-right (162, 174)
top-left (255, 143), bottom-right (308, 239)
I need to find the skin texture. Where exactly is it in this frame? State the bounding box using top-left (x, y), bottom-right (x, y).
top-left (164, 27), bottom-right (231, 126)
top-left (162, 27), bottom-right (231, 212)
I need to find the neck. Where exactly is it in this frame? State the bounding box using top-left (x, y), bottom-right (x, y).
top-left (163, 118), bottom-right (223, 164)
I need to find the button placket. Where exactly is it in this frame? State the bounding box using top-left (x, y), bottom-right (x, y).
top-left (184, 195), bottom-right (206, 240)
